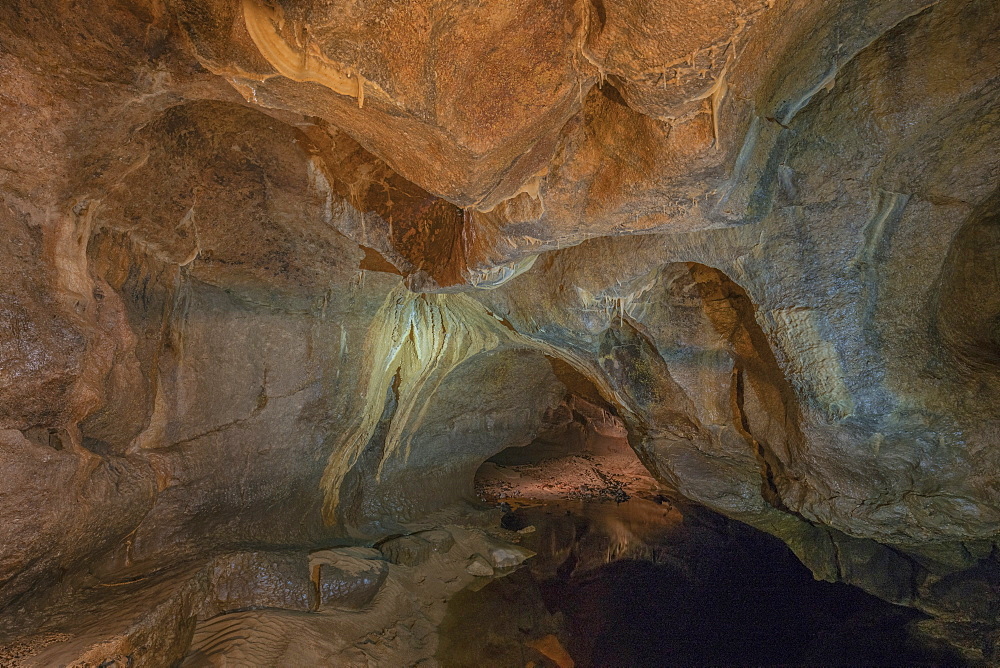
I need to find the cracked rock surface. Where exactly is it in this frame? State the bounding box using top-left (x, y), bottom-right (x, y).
top-left (1, 0), bottom-right (999, 663)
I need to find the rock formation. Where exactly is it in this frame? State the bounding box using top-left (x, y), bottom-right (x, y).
top-left (1, 0), bottom-right (999, 663)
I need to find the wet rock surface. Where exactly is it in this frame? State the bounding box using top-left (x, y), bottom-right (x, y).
top-left (1, 523), bottom-right (536, 666)
top-left (310, 548), bottom-right (389, 611)
top-left (377, 534), bottom-right (436, 567)
top-left (204, 551), bottom-right (316, 616)
top-left (0, 0), bottom-right (999, 662)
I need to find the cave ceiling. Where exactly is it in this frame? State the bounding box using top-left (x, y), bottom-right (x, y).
top-left (2, 0), bottom-right (1000, 663)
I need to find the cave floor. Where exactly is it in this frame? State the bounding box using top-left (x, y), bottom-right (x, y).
top-left (0, 449), bottom-right (968, 667)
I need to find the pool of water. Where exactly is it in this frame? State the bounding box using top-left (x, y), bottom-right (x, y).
top-left (438, 497), bottom-right (966, 667)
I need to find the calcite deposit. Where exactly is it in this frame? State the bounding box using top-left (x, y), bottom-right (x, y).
top-left (1, 0), bottom-right (999, 663)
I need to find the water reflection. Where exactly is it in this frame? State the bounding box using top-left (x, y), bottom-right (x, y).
top-left (451, 406), bottom-right (964, 667)
top-left (500, 497), bottom-right (684, 580)
top-left (438, 496), bottom-right (966, 668)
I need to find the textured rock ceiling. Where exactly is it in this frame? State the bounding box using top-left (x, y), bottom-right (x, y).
top-left (1, 0), bottom-right (999, 662)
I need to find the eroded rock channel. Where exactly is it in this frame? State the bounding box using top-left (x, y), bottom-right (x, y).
top-left (2, 0), bottom-right (1000, 664)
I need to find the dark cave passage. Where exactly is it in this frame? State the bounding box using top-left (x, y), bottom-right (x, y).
top-left (447, 417), bottom-right (966, 668)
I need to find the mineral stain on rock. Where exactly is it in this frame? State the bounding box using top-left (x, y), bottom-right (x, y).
top-left (1, 0), bottom-right (999, 664)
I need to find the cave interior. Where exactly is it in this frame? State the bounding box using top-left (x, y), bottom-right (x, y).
top-left (1, 0), bottom-right (1000, 665)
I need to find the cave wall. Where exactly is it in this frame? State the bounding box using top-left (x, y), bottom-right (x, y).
top-left (1, 0), bottom-right (999, 658)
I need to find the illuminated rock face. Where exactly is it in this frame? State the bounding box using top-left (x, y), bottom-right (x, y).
top-left (0, 0), bottom-right (999, 661)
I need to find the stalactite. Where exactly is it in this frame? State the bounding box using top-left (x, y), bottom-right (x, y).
top-left (321, 285), bottom-right (514, 522)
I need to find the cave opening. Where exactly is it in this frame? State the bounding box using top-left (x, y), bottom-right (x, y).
top-left (445, 377), bottom-right (965, 667)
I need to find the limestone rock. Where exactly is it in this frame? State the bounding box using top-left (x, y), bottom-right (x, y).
top-left (204, 551), bottom-right (316, 617)
top-left (466, 555), bottom-right (495, 578)
top-left (413, 529), bottom-right (457, 555)
top-left (488, 545), bottom-right (536, 570)
top-left (309, 548), bottom-right (389, 611)
top-left (378, 535), bottom-right (434, 567)
top-left (0, 0), bottom-right (998, 659)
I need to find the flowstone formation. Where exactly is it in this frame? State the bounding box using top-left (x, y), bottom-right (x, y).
top-left (1, 0), bottom-right (999, 663)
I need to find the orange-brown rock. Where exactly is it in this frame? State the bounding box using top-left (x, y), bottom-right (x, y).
top-left (1, 0), bottom-right (999, 662)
